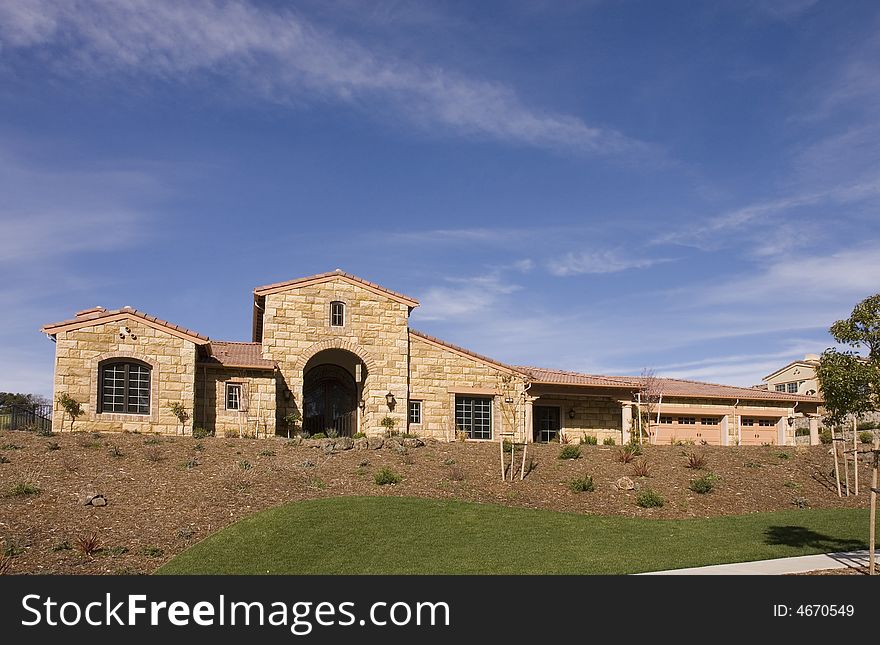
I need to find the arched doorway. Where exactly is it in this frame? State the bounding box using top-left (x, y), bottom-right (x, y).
top-left (302, 362), bottom-right (359, 437)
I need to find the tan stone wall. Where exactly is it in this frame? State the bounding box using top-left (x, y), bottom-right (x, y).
top-left (261, 278), bottom-right (411, 435)
top-left (194, 367), bottom-right (276, 437)
top-left (408, 334), bottom-right (526, 441)
top-left (534, 397), bottom-right (623, 444)
top-left (50, 318), bottom-right (198, 434)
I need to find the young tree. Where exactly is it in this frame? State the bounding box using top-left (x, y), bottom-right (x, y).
top-left (637, 368), bottom-right (663, 445)
top-left (168, 402), bottom-right (190, 436)
top-left (56, 393), bottom-right (83, 433)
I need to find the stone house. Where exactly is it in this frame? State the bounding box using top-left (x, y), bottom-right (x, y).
top-left (762, 354), bottom-right (821, 396)
top-left (42, 270), bottom-right (824, 446)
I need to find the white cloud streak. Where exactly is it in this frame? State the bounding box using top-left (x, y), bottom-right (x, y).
top-left (548, 249), bottom-right (671, 276)
top-left (0, 0), bottom-right (645, 156)
top-left (414, 274), bottom-right (521, 321)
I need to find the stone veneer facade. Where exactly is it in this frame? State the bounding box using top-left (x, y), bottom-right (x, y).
top-left (42, 271), bottom-right (822, 445)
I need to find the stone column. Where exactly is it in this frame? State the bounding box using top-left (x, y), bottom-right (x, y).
top-left (620, 402), bottom-right (632, 444)
top-left (809, 416), bottom-right (820, 446)
top-left (523, 398), bottom-right (534, 443)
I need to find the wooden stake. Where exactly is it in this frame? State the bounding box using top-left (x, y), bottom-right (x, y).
top-left (832, 428), bottom-right (842, 498)
top-left (509, 441), bottom-right (515, 481)
top-left (843, 431), bottom-right (851, 497)
top-left (853, 417), bottom-right (859, 496)
top-left (870, 442), bottom-right (878, 576)
top-left (520, 440), bottom-right (528, 480)
top-left (499, 436), bottom-right (505, 481)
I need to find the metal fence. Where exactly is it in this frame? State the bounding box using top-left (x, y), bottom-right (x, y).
top-left (0, 404), bottom-right (53, 433)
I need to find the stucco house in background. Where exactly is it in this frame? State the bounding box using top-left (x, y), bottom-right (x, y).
top-left (41, 270), bottom-right (824, 446)
top-left (762, 354), bottom-right (821, 396)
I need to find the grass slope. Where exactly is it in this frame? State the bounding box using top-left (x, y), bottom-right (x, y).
top-left (157, 496), bottom-right (869, 575)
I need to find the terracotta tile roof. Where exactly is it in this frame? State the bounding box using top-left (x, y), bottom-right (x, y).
top-left (254, 269), bottom-right (419, 306)
top-left (201, 341), bottom-right (275, 370)
top-left (41, 306), bottom-right (210, 343)
top-left (410, 330), bottom-right (524, 375)
top-left (519, 365), bottom-right (822, 403)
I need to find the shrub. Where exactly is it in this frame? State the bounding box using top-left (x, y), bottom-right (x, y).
top-left (616, 447), bottom-right (635, 464)
top-left (775, 451), bottom-right (790, 460)
top-left (602, 437), bottom-right (616, 446)
top-left (793, 496), bottom-right (809, 508)
top-left (689, 475), bottom-right (715, 494)
top-left (76, 532), bottom-right (101, 556)
top-left (326, 429), bottom-right (339, 439)
top-left (442, 457), bottom-right (456, 466)
top-left (144, 447), bottom-right (163, 462)
top-left (380, 416), bottom-right (397, 436)
top-left (353, 432), bottom-right (366, 439)
top-left (7, 481), bottom-right (40, 497)
top-left (859, 430), bottom-right (875, 444)
top-left (108, 445), bottom-right (123, 458)
top-left (191, 427), bottom-right (210, 439)
top-left (139, 546), bottom-right (164, 558)
top-left (238, 459), bottom-right (252, 471)
top-left (632, 457), bottom-right (651, 477)
top-left (580, 435), bottom-right (598, 445)
top-left (183, 457), bottom-right (199, 470)
top-left (684, 451), bottom-right (706, 470)
top-left (46, 441), bottom-right (60, 451)
top-left (223, 428), bottom-right (240, 438)
top-left (35, 426), bottom-right (53, 437)
top-left (259, 449), bottom-right (276, 457)
top-left (502, 439), bottom-right (515, 452)
top-left (819, 429), bottom-right (833, 444)
top-left (625, 442), bottom-right (643, 456)
top-left (0, 455), bottom-right (8, 464)
top-left (858, 420), bottom-right (879, 431)
top-left (374, 467), bottom-right (402, 485)
top-left (143, 437), bottom-right (162, 445)
top-left (311, 432), bottom-right (327, 440)
top-left (52, 540), bottom-right (71, 552)
top-left (558, 445), bottom-right (581, 460)
top-left (570, 475), bottom-right (595, 493)
top-left (636, 490), bottom-right (664, 508)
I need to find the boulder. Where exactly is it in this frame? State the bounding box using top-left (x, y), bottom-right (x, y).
top-left (334, 437), bottom-right (354, 451)
top-left (367, 437), bottom-right (385, 450)
top-left (402, 437), bottom-right (424, 448)
top-left (615, 476), bottom-right (635, 491)
top-left (287, 436), bottom-right (303, 446)
top-left (79, 491), bottom-right (98, 506)
top-left (354, 438), bottom-right (370, 450)
top-left (91, 495), bottom-right (107, 507)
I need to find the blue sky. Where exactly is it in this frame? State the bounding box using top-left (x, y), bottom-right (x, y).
top-left (2, 0), bottom-right (879, 396)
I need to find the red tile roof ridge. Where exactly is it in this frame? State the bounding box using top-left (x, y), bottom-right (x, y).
top-left (42, 307), bottom-right (210, 342)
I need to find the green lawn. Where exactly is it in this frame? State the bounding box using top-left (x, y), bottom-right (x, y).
top-left (157, 496), bottom-right (870, 575)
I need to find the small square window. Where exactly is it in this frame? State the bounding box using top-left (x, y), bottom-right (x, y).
top-left (678, 417), bottom-right (696, 425)
top-left (700, 417), bottom-right (719, 425)
top-left (409, 400), bottom-right (422, 425)
top-left (330, 301), bottom-right (345, 327)
top-left (742, 418), bottom-right (755, 426)
top-left (758, 418), bottom-right (775, 427)
top-left (659, 416), bottom-right (673, 424)
top-left (775, 384), bottom-right (786, 392)
top-left (226, 383), bottom-right (242, 411)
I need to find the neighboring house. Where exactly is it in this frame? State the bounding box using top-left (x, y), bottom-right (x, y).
top-left (42, 270), bottom-right (823, 446)
top-left (762, 355), bottom-right (821, 397)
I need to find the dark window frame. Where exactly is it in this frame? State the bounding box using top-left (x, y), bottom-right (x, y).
top-left (330, 301), bottom-right (345, 327)
top-left (226, 383), bottom-right (243, 411)
top-left (678, 417), bottom-right (696, 425)
top-left (408, 400), bottom-right (422, 425)
top-left (455, 396), bottom-right (492, 440)
top-left (700, 417), bottom-right (720, 425)
top-left (98, 359), bottom-right (151, 415)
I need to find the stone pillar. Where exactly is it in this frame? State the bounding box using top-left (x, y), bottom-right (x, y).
top-left (809, 416), bottom-right (820, 446)
top-left (523, 398), bottom-right (534, 443)
top-left (620, 402), bottom-right (632, 444)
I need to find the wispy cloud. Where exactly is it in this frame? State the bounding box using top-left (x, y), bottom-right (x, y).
top-left (414, 273), bottom-right (521, 321)
top-left (547, 249), bottom-right (671, 276)
top-left (0, 0), bottom-right (647, 157)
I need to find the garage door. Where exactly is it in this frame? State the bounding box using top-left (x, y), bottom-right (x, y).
top-left (739, 418), bottom-right (780, 445)
top-left (653, 419), bottom-right (721, 445)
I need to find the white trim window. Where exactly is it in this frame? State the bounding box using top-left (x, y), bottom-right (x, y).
top-left (330, 301), bottom-right (345, 327)
top-left (758, 418), bottom-right (775, 427)
top-left (226, 383), bottom-right (242, 411)
top-left (408, 400), bottom-right (422, 425)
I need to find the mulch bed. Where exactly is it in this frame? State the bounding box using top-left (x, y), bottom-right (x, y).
top-left (0, 430), bottom-right (874, 575)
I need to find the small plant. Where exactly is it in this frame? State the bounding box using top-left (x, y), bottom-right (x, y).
top-left (36, 426), bottom-right (53, 437)
top-left (380, 416), bottom-right (397, 436)
top-left (625, 442), bottom-right (643, 456)
top-left (52, 540), bottom-right (72, 552)
top-left (559, 445), bottom-right (581, 460)
top-left (448, 466), bottom-right (465, 482)
top-left (46, 441), bottom-right (60, 451)
top-left (299, 459), bottom-right (316, 468)
top-left (168, 402), bottom-right (190, 435)
top-left (353, 432), bottom-right (366, 439)
top-left (636, 489), bottom-right (664, 508)
top-left (144, 437), bottom-right (162, 445)
top-left (819, 429), bottom-right (833, 444)
top-left (326, 429), bottom-right (339, 439)
top-left (684, 451), bottom-right (707, 470)
top-left (570, 475), bottom-right (595, 493)
top-left (144, 446), bottom-right (163, 462)
top-left (192, 427), bottom-right (210, 439)
top-left (456, 430), bottom-right (468, 442)
top-left (358, 459), bottom-right (370, 468)
top-left (859, 430), bottom-right (875, 444)
top-left (183, 457), bottom-right (199, 470)
top-left (792, 496), bottom-right (809, 508)
top-left (615, 447), bottom-right (635, 464)
top-left (259, 449), bottom-right (276, 457)
top-left (783, 480), bottom-right (802, 490)
top-left (57, 393), bottom-right (84, 432)
top-left (139, 546), bottom-right (164, 558)
top-left (580, 435), bottom-right (598, 445)
top-left (602, 437), bottom-right (616, 446)
top-left (559, 433), bottom-right (571, 445)
top-left (308, 477), bottom-right (327, 490)
top-left (502, 439), bottom-right (514, 452)
top-left (108, 445), bottom-right (123, 458)
top-left (193, 442), bottom-right (205, 452)
top-left (76, 532), bottom-right (101, 556)
top-left (311, 432), bottom-right (327, 440)
top-left (238, 459), bottom-right (252, 471)
top-left (223, 428), bottom-right (240, 438)
top-left (775, 451), bottom-right (790, 460)
top-left (283, 410), bottom-right (302, 435)
top-left (103, 546), bottom-right (129, 557)
top-left (1, 443), bottom-right (23, 450)
top-left (176, 527), bottom-right (196, 539)
top-left (7, 481), bottom-right (40, 497)
top-left (0, 455), bottom-right (9, 464)
top-left (442, 457), bottom-right (456, 466)
top-left (689, 474), bottom-right (716, 494)
top-left (75, 434), bottom-right (101, 449)
top-left (744, 460), bottom-right (762, 468)
top-left (374, 467), bottom-right (402, 485)
top-left (3, 539), bottom-right (25, 557)
top-left (632, 457), bottom-right (651, 477)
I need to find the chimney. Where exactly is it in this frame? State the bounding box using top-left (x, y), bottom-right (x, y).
top-left (75, 306), bottom-right (106, 317)
top-left (804, 353), bottom-right (820, 361)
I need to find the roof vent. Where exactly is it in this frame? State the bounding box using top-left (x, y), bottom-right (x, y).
top-left (75, 306), bottom-right (106, 317)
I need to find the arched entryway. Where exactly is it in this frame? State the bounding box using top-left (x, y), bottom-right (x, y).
top-left (302, 349), bottom-right (365, 437)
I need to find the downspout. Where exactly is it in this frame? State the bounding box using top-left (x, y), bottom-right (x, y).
top-left (788, 401), bottom-right (799, 447)
top-left (734, 399), bottom-right (740, 446)
top-left (519, 381), bottom-right (533, 481)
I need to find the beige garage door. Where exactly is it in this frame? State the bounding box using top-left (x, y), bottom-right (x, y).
top-left (653, 421), bottom-right (721, 445)
top-left (739, 418), bottom-right (780, 445)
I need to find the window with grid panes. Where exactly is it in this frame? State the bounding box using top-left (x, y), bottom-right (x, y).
top-left (455, 396), bottom-right (492, 439)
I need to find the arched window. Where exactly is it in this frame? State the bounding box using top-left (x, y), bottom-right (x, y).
top-left (330, 301), bottom-right (345, 327)
top-left (99, 359), bottom-right (151, 414)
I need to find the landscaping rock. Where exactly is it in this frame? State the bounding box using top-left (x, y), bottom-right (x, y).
top-left (367, 437), bottom-right (384, 450)
top-left (615, 476), bottom-right (635, 491)
top-left (334, 437), bottom-right (354, 451)
top-left (320, 438), bottom-right (335, 451)
top-left (91, 495), bottom-right (107, 507)
top-left (354, 438), bottom-right (370, 450)
top-left (303, 439), bottom-right (321, 449)
top-left (79, 491), bottom-right (98, 505)
top-left (402, 437), bottom-right (424, 448)
top-left (286, 436), bottom-right (303, 446)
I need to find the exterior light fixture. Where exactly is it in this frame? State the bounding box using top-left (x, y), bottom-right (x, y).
top-left (787, 416), bottom-right (795, 426)
top-left (504, 396), bottom-right (513, 404)
top-left (385, 392), bottom-right (396, 409)
top-left (568, 408), bottom-right (576, 419)
top-left (359, 398), bottom-right (366, 410)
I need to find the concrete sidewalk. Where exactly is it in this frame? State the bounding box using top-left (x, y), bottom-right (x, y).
top-left (638, 550), bottom-right (872, 575)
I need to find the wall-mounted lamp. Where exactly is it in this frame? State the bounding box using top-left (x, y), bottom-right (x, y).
top-left (504, 396), bottom-right (513, 404)
top-left (385, 391), bottom-right (396, 410)
top-left (787, 416), bottom-right (795, 427)
top-left (359, 398), bottom-right (366, 410)
top-left (568, 408), bottom-right (576, 419)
